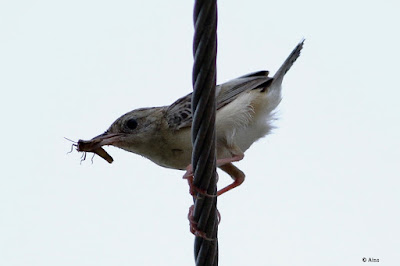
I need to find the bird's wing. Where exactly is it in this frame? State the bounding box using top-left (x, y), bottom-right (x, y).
top-left (165, 93), bottom-right (193, 131)
top-left (165, 71), bottom-right (273, 130)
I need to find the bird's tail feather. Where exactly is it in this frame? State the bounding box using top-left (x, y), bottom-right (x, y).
top-left (272, 39), bottom-right (304, 86)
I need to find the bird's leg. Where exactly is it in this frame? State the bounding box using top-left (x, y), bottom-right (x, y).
top-left (187, 204), bottom-right (221, 240)
top-left (216, 154), bottom-right (244, 167)
top-left (182, 165), bottom-right (196, 195)
top-left (214, 146), bottom-right (245, 195)
top-left (183, 153), bottom-right (245, 196)
top-left (217, 162), bottom-right (245, 196)
top-left (182, 165), bottom-right (217, 197)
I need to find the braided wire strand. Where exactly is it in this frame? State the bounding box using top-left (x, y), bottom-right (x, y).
top-left (191, 0), bottom-right (218, 265)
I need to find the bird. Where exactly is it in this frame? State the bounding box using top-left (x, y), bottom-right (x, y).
top-left (77, 40), bottom-right (304, 196)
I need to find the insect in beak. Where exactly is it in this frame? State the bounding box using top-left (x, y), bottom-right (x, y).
top-left (67, 132), bottom-right (123, 164)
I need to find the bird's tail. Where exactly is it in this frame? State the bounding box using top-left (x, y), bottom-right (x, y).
top-left (272, 39), bottom-right (304, 86)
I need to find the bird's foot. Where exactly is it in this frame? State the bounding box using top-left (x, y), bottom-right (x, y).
top-left (187, 205), bottom-right (221, 240)
top-left (182, 165), bottom-right (217, 198)
top-left (187, 205), bottom-right (209, 239)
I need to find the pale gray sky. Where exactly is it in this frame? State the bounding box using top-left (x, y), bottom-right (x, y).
top-left (1, 0), bottom-right (399, 265)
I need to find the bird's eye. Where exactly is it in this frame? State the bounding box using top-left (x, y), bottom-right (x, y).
top-left (126, 118), bottom-right (138, 130)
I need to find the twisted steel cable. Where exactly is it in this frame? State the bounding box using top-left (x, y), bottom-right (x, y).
top-left (191, 0), bottom-right (218, 265)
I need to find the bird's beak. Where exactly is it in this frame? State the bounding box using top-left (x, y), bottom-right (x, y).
top-left (87, 132), bottom-right (124, 148)
top-left (77, 132), bottom-right (124, 163)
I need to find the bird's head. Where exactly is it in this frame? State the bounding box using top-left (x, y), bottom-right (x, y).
top-left (77, 107), bottom-right (165, 163)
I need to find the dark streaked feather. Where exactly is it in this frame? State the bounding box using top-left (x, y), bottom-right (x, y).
top-left (165, 72), bottom-right (273, 130)
top-left (273, 39), bottom-right (304, 85)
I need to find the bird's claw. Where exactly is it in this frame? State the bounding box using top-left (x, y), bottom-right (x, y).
top-left (187, 205), bottom-right (219, 241)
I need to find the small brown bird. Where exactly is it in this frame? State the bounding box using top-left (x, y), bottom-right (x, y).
top-left (77, 40), bottom-right (304, 195)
